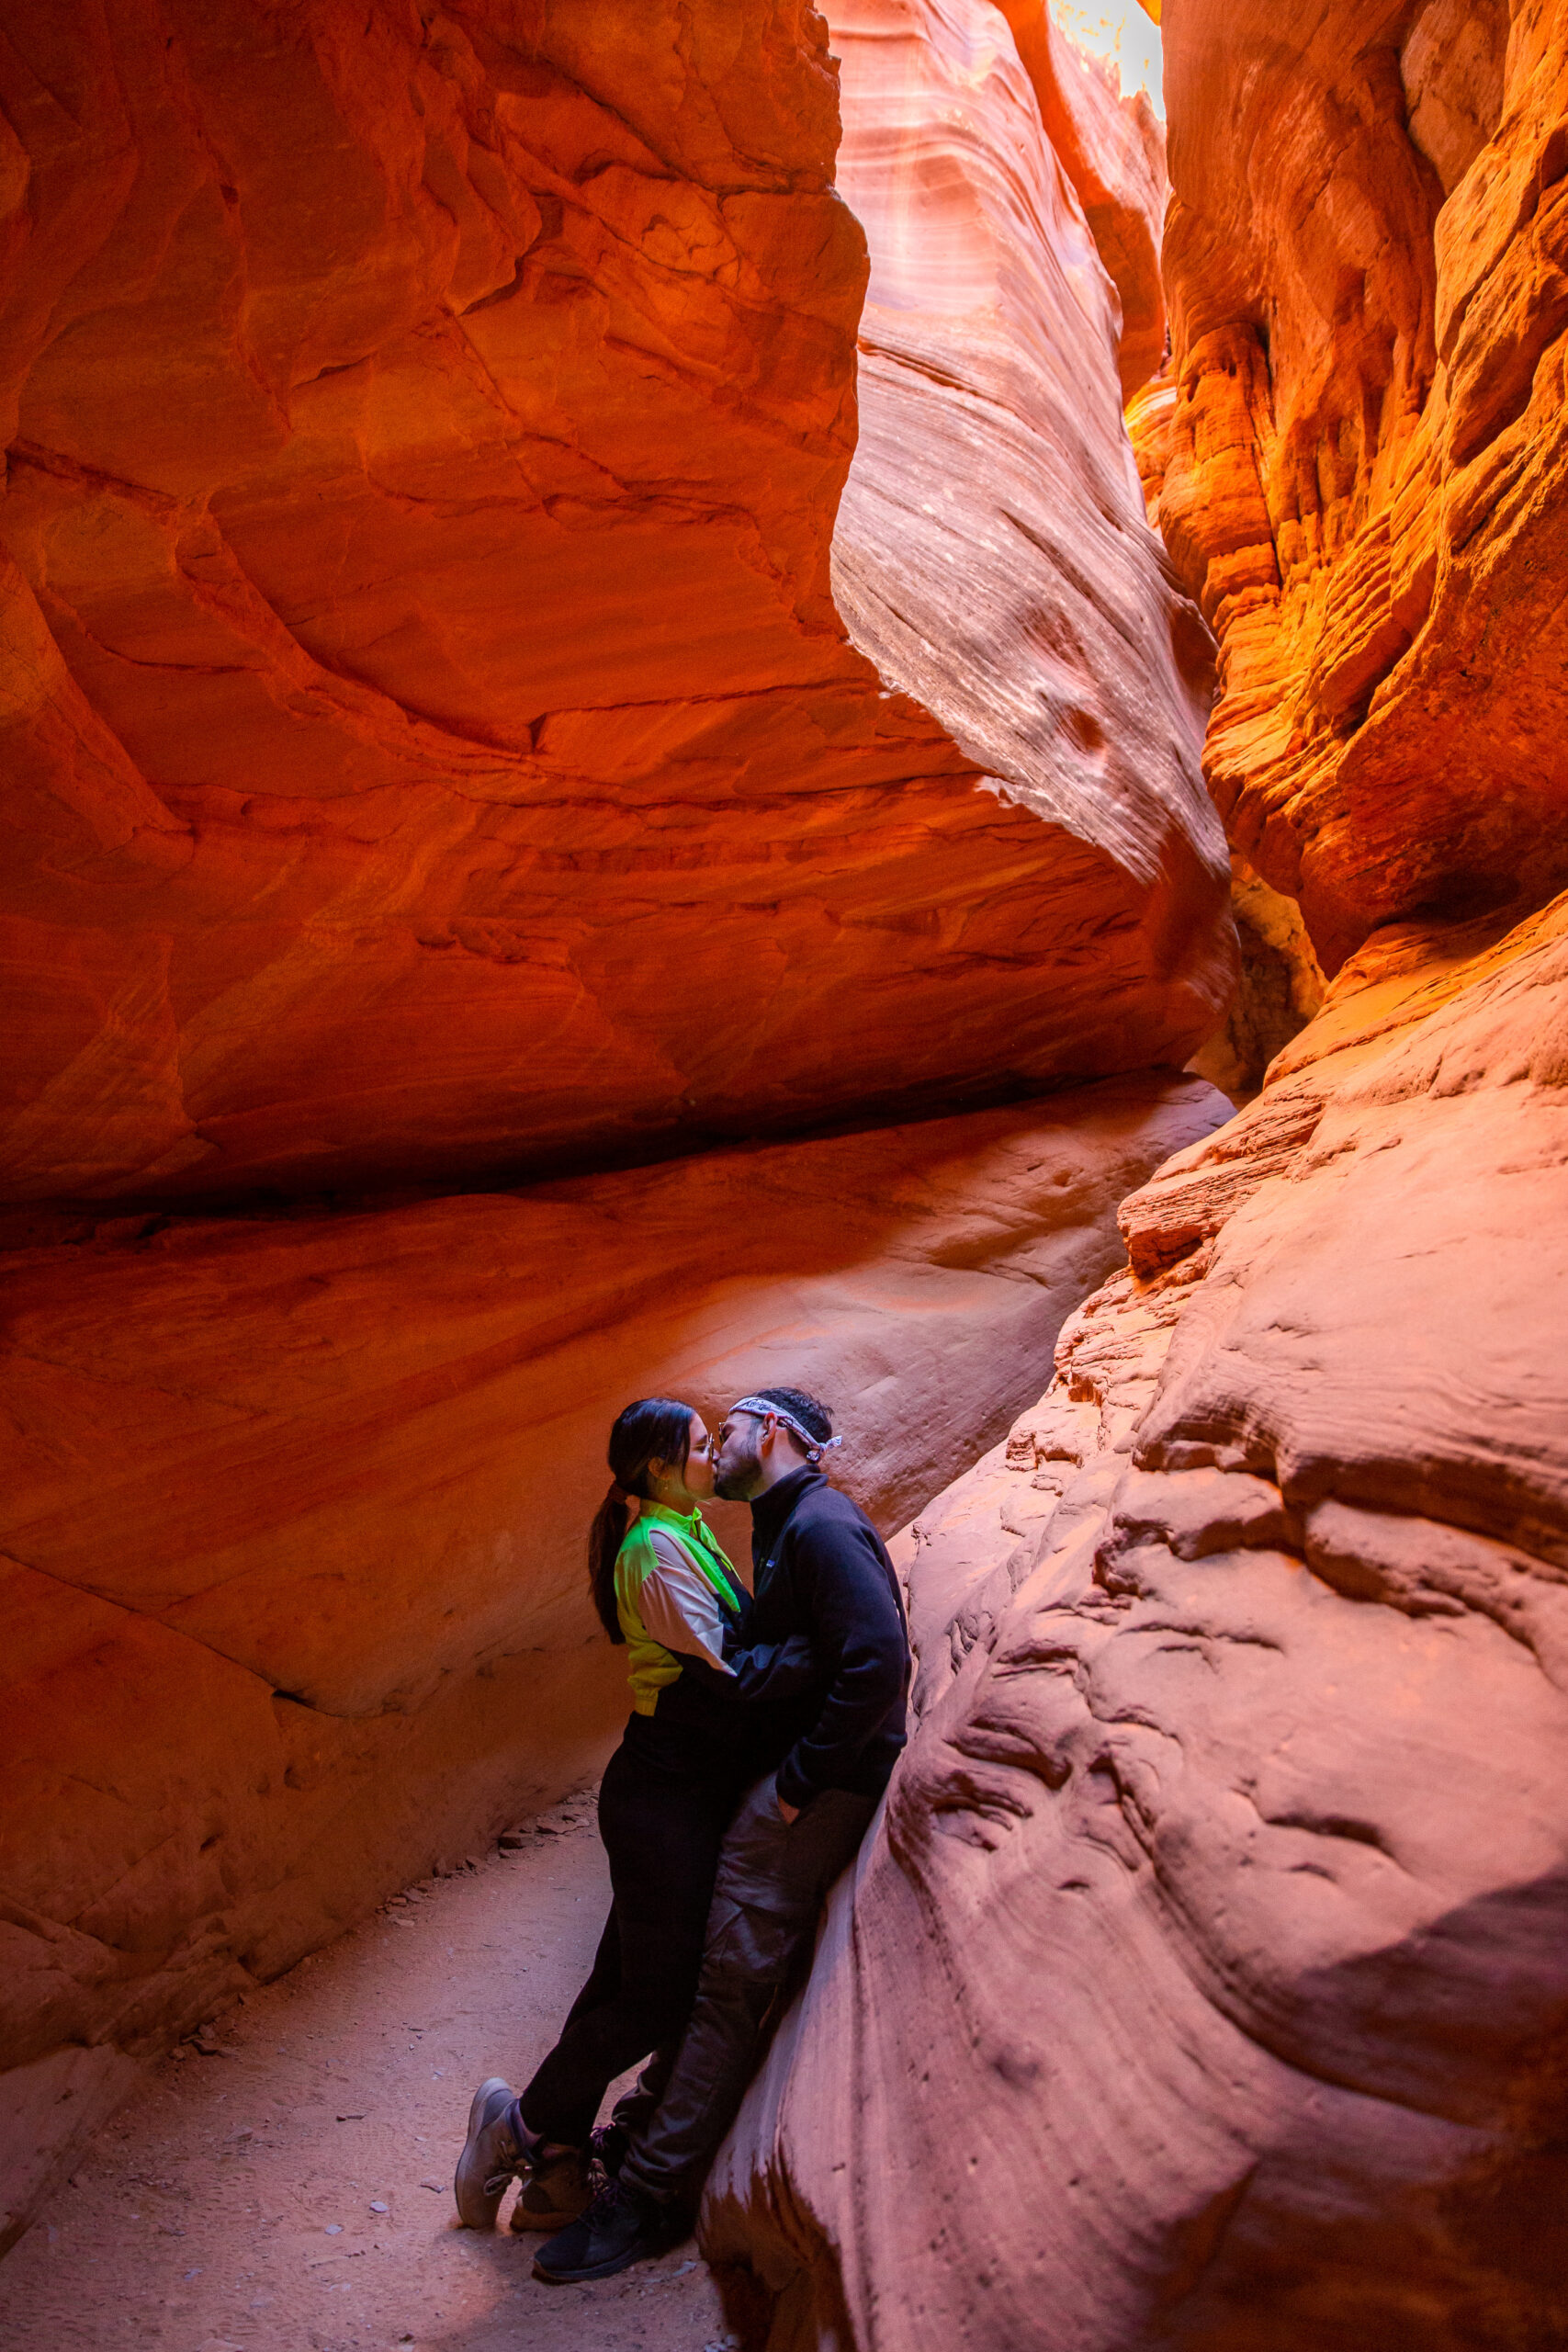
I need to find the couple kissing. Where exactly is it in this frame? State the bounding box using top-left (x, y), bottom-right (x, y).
top-left (454, 1384), bottom-right (911, 2282)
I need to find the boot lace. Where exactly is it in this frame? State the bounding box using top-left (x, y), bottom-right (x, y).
top-left (483, 2151), bottom-right (530, 2198)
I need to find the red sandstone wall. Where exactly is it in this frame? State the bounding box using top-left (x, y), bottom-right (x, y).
top-left (0, 1075), bottom-right (1227, 2253)
top-left (702, 6), bottom-right (1568, 2342)
top-left (709, 896), bottom-right (1568, 2352)
top-left (0, 0), bottom-right (1236, 2256)
top-left (829, 0), bottom-right (1207, 894)
top-left (1157, 0), bottom-right (1568, 971)
top-left (0, 0), bottom-right (1229, 1205)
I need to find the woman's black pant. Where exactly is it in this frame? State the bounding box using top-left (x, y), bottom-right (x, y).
top-left (518, 1715), bottom-right (739, 2149)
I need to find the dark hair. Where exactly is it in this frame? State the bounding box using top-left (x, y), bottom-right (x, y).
top-left (752, 1385), bottom-right (833, 1448)
top-left (588, 1397), bottom-right (695, 1643)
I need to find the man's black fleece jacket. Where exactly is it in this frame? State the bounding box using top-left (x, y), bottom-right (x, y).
top-left (727, 1465), bottom-right (910, 1812)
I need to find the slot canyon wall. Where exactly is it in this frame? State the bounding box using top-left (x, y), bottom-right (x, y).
top-left (0, 0), bottom-right (1225, 1204)
top-left (0, 0), bottom-right (1231, 2260)
top-left (1158, 0), bottom-right (1568, 971)
top-left (707, 2), bottom-right (1568, 2347)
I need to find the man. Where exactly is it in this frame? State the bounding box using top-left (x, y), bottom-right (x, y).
top-left (535, 1383), bottom-right (910, 2282)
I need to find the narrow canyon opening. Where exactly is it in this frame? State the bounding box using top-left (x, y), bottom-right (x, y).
top-left (4, 2), bottom-right (1565, 2348)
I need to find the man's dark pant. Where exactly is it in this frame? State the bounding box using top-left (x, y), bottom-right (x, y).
top-left (615, 1770), bottom-right (875, 2207)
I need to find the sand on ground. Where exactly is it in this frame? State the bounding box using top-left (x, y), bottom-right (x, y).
top-left (3, 1790), bottom-right (733, 2352)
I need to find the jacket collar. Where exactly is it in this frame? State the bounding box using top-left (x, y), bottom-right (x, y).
top-left (750, 1464), bottom-right (820, 1558)
top-left (637, 1498), bottom-right (706, 1535)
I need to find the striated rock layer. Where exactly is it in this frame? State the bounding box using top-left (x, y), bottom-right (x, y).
top-left (829, 0), bottom-right (1208, 891)
top-left (706, 897), bottom-right (1568, 2349)
top-left (0, 0), bottom-right (1227, 1205)
top-left (0, 1074), bottom-right (1227, 2255)
top-left (997, 0), bottom-right (1170, 397)
top-left (1158, 0), bottom-right (1568, 972)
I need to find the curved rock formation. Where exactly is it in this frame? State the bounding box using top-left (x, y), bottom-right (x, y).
top-left (0, 1073), bottom-right (1227, 2256)
top-left (1158, 0), bottom-right (1568, 971)
top-left (700, 16), bottom-right (1568, 2338)
top-left (0, 0), bottom-right (1227, 1205)
top-left (997, 0), bottom-right (1170, 396)
top-left (829, 0), bottom-right (1206, 891)
top-left (706, 893), bottom-right (1568, 2350)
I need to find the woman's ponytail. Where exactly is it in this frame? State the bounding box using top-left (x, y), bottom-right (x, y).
top-left (586, 1397), bottom-right (698, 1645)
top-left (589, 1482), bottom-right (631, 1643)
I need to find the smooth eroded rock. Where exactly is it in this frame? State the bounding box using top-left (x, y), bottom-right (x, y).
top-left (997, 0), bottom-right (1170, 396)
top-left (0, 1072), bottom-right (1227, 2251)
top-left (0, 0), bottom-right (1229, 1204)
top-left (705, 894), bottom-right (1568, 2350)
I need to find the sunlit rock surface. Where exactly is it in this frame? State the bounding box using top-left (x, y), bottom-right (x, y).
top-left (829, 0), bottom-right (1213, 898)
top-left (997, 0), bottom-right (1169, 396)
top-left (0, 0), bottom-right (1227, 1205)
top-left (705, 894), bottom-right (1568, 2350)
top-left (1158, 0), bottom-right (1568, 971)
top-left (0, 1074), bottom-right (1227, 2254)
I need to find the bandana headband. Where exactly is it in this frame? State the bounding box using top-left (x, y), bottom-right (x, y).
top-left (730, 1396), bottom-right (842, 1464)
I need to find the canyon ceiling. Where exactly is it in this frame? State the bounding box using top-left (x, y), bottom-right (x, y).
top-left (4, 1), bottom-right (1567, 2346)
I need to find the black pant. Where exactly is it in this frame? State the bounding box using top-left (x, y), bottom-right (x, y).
top-left (518, 1715), bottom-right (739, 2149)
top-left (619, 1768), bottom-right (876, 2206)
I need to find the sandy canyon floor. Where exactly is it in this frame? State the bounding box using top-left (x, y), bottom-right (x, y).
top-left (4, 1790), bottom-right (728, 2352)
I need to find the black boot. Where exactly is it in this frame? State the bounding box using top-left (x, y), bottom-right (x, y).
top-left (531, 2176), bottom-right (686, 2283)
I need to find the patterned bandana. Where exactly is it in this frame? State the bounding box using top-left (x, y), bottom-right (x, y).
top-left (729, 1396), bottom-right (843, 1464)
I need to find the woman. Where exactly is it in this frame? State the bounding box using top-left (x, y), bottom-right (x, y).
top-left (454, 1396), bottom-right (813, 2233)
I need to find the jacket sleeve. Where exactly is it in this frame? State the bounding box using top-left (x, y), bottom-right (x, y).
top-left (679, 1629), bottom-right (819, 1702)
top-left (774, 1518), bottom-right (908, 1811)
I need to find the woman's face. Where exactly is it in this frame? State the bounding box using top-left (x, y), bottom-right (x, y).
top-left (651, 1413), bottom-right (715, 1507)
top-left (681, 1415), bottom-right (716, 1502)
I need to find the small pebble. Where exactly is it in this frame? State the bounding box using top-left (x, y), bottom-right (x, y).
top-left (369, 2199), bottom-right (389, 2214)
top-left (324, 2224), bottom-right (343, 2237)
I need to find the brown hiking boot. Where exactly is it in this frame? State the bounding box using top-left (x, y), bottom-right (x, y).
top-left (454, 2076), bottom-right (525, 2228)
top-left (508, 2146), bottom-right (592, 2233)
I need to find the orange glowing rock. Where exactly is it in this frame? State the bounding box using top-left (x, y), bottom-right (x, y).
top-left (0, 0), bottom-right (1228, 1206)
top-left (1157, 0), bottom-right (1568, 970)
top-left (0, 1073), bottom-right (1227, 2247)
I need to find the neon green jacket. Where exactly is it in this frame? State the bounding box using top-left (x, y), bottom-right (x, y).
top-left (614, 1503), bottom-right (745, 1716)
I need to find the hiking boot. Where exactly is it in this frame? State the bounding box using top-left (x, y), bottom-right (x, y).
top-left (508, 2146), bottom-right (591, 2233)
top-left (531, 2176), bottom-right (686, 2283)
top-left (453, 2076), bottom-right (525, 2228)
top-left (589, 2120), bottom-right (628, 2177)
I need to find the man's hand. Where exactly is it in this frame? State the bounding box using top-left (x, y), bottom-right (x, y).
top-left (777, 1794), bottom-right (801, 1826)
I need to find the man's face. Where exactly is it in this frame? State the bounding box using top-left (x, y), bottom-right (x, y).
top-left (714, 1408), bottom-right (767, 1500)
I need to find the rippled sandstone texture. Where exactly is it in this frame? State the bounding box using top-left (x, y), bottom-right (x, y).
top-left (829, 0), bottom-right (1201, 824)
top-left (1158, 0), bottom-right (1568, 972)
top-left (700, 13), bottom-right (1568, 2339)
top-left (707, 896), bottom-right (1568, 2352)
top-left (0, 1074), bottom-right (1227, 2254)
top-left (997, 0), bottom-right (1169, 397)
top-left (0, 0), bottom-right (1226, 1204)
